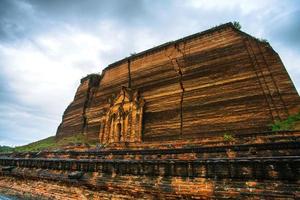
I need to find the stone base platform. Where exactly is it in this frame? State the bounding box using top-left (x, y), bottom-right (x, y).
top-left (0, 131), bottom-right (300, 199)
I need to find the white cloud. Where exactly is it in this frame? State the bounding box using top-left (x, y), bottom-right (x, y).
top-left (185, 0), bottom-right (285, 15)
top-left (0, 23), bottom-right (120, 145)
top-left (0, 22), bottom-right (123, 113)
top-left (0, 103), bottom-right (58, 146)
top-left (276, 46), bottom-right (300, 94)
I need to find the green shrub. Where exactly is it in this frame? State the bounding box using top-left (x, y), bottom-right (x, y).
top-left (223, 132), bottom-right (235, 142)
top-left (14, 136), bottom-right (56, 152)
top-left (271, 111), bottom-right (300, 131)
top-left (14, 133), bottom-right (96, 152)
top-left (233, 21), bottom-right (241, 30)
top-left (0, 145), bottom-right (14, 153)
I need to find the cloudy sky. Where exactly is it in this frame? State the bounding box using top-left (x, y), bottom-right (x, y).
top-left (0, 0), bottom-right (299, 146)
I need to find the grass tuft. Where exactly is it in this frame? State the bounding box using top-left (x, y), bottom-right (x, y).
top-left (271, 111), bottom-right (300, 131)
top-left (13, 134), bottom-right (96, 152)
top-left (0, 146), bottom-right (14, 153)
top-left (223, 132), bottom-right (235, 142)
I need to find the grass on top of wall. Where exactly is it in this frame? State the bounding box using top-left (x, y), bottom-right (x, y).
top-left (0, 146), bottom-right (14, 153)
top-left (11, 134), bottom-right (96, 152)
top-left (271, 111), bottom-right (300, 131)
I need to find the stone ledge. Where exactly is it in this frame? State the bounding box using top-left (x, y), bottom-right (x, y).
top-left (1, 156), bottom-right (299, 181)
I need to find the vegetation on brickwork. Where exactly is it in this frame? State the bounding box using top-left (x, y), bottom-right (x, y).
top-left (96, 143), bottom-right (108, 148)
top-left (271, 111), bottom-right (300, 131)
top-left (0, 146), bottom-right (14, 153)
top-left (233, 21), bottom-right (241, 30)
top-left (4, 134), bottom-right (97, 152)
top-left (259, 38), bottom-right (268, 43)
top-left (231, 21), bottom-right (268, 43)
top-left (14, 136), bottom-right (56, 152)
top-left (223, 132), bottom-right (235, 142)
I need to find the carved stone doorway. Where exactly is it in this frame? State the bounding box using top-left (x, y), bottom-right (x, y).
top-left (99, 86), bottom-right (145, 144)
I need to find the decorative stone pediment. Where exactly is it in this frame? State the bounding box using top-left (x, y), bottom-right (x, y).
top-left (99, 87), bottom-right (145, 144)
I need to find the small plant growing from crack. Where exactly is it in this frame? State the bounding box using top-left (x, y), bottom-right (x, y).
top-left (223, 132), bottom-right (235, 142)
top-left (233, 21), bottom-right (242, 30)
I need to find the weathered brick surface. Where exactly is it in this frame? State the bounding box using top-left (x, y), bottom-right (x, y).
top-left (56, 23), bottom-right (300, 142)
top-left (0, 176), bottom-right (137, 200)
top-left (56, 74), bottom-right (101, 139)
top-left (1, 131), bottom-right (300, 199)
top-left (0, 168), bottom-right (299, 199)
top-left (2, 130), bottom-right (299, 159)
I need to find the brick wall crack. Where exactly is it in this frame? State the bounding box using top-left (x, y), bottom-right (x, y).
top-left (164, 43), bottom-right (186, 136)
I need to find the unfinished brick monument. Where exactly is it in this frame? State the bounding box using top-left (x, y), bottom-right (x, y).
top-left (56, 22), bottom-right (300, 143)
top-left (1, 23), bottom-right (300, 199)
